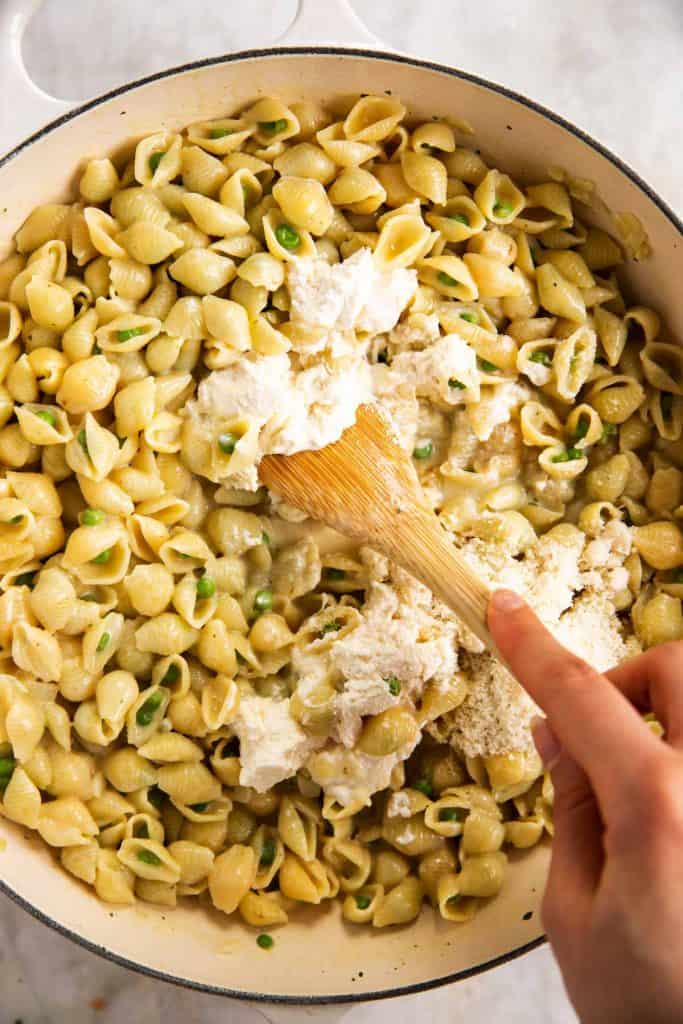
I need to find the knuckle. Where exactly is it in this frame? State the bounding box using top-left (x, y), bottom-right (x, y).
top-left (558, 658), bottom-right (597, 691)
top-left (610, 755), bottom-right (683, 853)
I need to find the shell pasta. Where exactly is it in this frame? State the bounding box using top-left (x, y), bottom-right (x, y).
top-left (0, 92), bottom-right (674, 937)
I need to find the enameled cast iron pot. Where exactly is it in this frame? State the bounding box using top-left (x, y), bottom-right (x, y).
top-left (1, 2), bottom-right (682, 1018)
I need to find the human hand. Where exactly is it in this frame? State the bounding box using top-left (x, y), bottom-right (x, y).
top-left (488, 589), bottom-right (683, 1024)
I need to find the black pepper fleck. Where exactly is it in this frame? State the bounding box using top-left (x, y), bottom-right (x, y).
top-left (523, 911), bottom-right (533, 921)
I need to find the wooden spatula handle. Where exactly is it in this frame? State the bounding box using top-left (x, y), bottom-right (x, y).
top-left (381, 506), bottom-right (494, 651)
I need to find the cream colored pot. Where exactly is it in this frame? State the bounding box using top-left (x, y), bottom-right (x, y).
top-left (0, 1), bottom-right (681, 1019)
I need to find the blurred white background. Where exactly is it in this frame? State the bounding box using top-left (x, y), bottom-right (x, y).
top-left (3, 0), bottom-right (682, 1020)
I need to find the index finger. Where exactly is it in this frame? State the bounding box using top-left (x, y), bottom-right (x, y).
top-left (488, 589), bottom-right (657, 799)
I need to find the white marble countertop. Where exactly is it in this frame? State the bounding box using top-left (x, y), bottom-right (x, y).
top-left (3, 1), bottom-right (681, 1021)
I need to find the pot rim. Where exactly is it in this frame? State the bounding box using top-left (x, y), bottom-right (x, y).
top-left (0, 42), bottom-right (667, 1004)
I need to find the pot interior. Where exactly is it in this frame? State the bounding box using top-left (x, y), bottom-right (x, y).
top-left (1, 48), bottom-right (680, 1002)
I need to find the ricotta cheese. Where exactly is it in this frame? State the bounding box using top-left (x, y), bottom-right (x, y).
top-left (187, 352), bottom-right (372, 489)
top-left (287, 248), bottom-right (417, 335)
top-left (392, 335), bottom-right (480, 406)
top-left (232, 695), bottom-right (324, 792)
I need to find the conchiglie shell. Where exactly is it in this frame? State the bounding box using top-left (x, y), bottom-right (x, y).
top-left (343, 95), bottom-right (406, 143)
top-left (182, 193), bottom-right (249, 238)
top-left (316, 122), bottom-right (380, 167)
top-left (262, 210), bottom-right (317, 263)
top-left (134, 132), bottom-right (183, 187)
top-left (200, 675), bottom-right (240, 731)
top-left (418, 254), bottom-right (478, 302)
top-left (15, 204), bottom-right (70, 254)
top-left (138, 732), bottom-right (204, 763)
top-left (463, 253), bottom-right (525, 299)
top-left (328, 167), bottom-right (386, 214)
top-left (272, 177), bottom-right (334, 236)
top-left (5, 691), bottom-right (45, 760)
top-left (39, 796), bottom-right (99, 848)
top-left (274, 142), bottom-right (337, 184)
top-left (401, 150), bottom-right (447, 205)
top-left (12, 625), bottom-right (62, 684)
top-left (244, 97), bottom-right (300, 145)
top-left (117, 222), bottom-right (183, 265)
top-left (0, 301), bottom-right (23, 347)
top-left (162, 298), bottom-right (205, 344)
top-left (110, 188), bottom-right (172, 230)
top-left (186, 118), bottom-right (255, 155)
top-left (374, 214), bottom-right (433, 270)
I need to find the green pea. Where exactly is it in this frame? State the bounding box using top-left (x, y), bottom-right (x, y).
top-left (413, 778), bottom-right (433, 798)
top-left (600, 422), bottom-right (617, 444)
top-left (80, 592), bottom-right (99, 602)
top-left (14, 572), bottom-right (36, 589)
top-left (438, 806), bottom-right (468, 823)
top-left (493, 199), bottom-right (514, 217)
top-left (136, 691), bottom-right (164, 727)
top-left (259, 118), bottom-right (287, 135)
top-left (35, 409), bottom-right (56, 427)
top-left (459, 311), bottom-right (478, 324)
top-left (260, 838), bottom-right (276, 866)
top-left (253, 589), bottom-right (273, 614)
top-left (217, 431), bottom-right (238, 455)
top-left (551, 447), bottom-right (583, 464)
top-left (447, 211), bottom-right (469, 225)
top-left (0, 756), bottom-right (16, 789)
top-left (275, 223), bottom-right (300, 250)
top-left (479, 359), bottom-right (498, 373)
top-left (261, 529), bottom-right (271, 546)
top-left (319, 619), bottom-right (342, 638)
top-left (572, 417), bottom-right (589, 441)
top-left (662, 393), bottom-right (674, 419)
top-left (9, 515), bottom-right (23, 524)
top-left (91, 548), bottom-right (112, 565)
top-left (448, 378), bottom-right (466, 390)
top-left (148, 151), bottom-right (166, 173)
top-left (160, 663), bottom-right (181, 687)
top-left (326, 568), bottom-right (346, 581)
top-left (256, 933), bottom-right (274, 949)
top-left (209, 127), bottom-right (233, 139)
top-left (196, 575), bottom-right (216, 599)
top-left (96, 631), bottom-right (110, 653)
top-left (77, 428), bottom-right (89, 454)
top-left (81, 508), bottom-right (104, 526)
top-left (412, 441), bottom-right (433, 460)
top-left (355, 894), bottom-right (371, 910)
top-left (137, 848), bottom-right (162, 866)
top-left (529, 350), bottom-right (551, 366)
top-left (190, 802), bottom-right (210, 813)
top-left (385, 675), bottom-right (401, 697)
top-left (116, 326), bottom-right (145, 343)
top-left (437, 270), bottom-right (458, 288)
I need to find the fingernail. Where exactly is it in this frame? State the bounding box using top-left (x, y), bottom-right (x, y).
top-left (491, 589), bottom-right (525, 612)
top-left (531, 716), bottom-right (562, 769)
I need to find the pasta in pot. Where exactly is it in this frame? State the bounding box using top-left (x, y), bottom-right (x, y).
top-left (0, 90), bottom-right (672, 939)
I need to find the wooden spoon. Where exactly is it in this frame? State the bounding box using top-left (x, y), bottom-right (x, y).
top-left (260, 403), bottom-right (494, 651)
